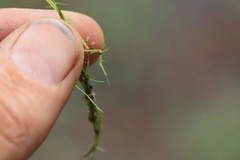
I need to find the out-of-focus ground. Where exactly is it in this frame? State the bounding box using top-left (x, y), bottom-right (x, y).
top-left (1, 0), bottom-right (240, 160)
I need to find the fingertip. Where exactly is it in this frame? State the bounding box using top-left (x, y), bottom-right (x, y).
top-left (65, 12), bottom-right (105, 66)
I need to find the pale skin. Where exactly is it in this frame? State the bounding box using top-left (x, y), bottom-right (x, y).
top-left (0, 8), bottom-right (104, 160)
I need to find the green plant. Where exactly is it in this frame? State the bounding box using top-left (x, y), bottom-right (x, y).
top-left (46, 1), bottom-right (108, 159)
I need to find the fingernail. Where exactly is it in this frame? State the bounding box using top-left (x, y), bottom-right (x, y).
top-left (11, 18), bottom-right (78, 84)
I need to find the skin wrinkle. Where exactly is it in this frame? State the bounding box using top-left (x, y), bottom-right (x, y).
top-left (0, 102), bottom-right (22, 149)
top-left (0, 66), bottom-right (31, 148)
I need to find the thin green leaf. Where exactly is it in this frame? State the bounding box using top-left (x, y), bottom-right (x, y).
top-left (75, 85), bottom-right (104, 114)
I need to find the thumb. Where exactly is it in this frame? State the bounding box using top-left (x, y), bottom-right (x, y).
top-left (0, 18), bottom-right (84, 159)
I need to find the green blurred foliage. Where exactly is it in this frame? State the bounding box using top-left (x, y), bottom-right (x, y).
top-left (1, 0), bottom-right (240, 160)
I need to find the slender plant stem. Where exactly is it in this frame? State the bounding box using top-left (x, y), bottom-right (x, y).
top-left (79, 69), bottom-right (101, 159)
top-left (46, 1), bottom-right (107, 159)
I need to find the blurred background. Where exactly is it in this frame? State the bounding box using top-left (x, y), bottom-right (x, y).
top-left (1, 0), bottom-right (240, 160)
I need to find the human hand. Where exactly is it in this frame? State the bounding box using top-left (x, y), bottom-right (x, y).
top-left (0, 8), bottom-right (104, 160)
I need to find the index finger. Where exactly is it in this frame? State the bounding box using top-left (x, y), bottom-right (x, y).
top-left (0, 8), bottom-right (104, 65)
